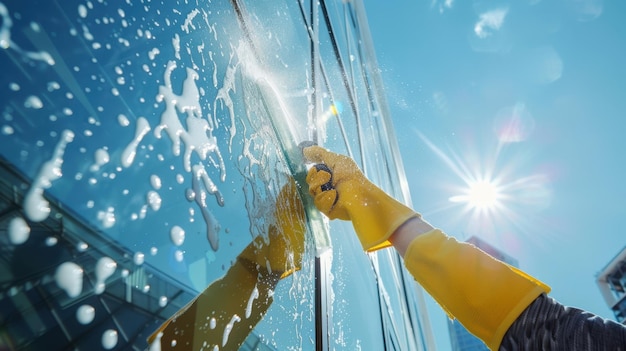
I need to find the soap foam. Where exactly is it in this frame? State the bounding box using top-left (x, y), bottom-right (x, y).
top-left (55, 262), bottom-right (84, 298)
top-left (24, 130), bottom-right (74, 222)
top-left (76, 304), bottom-right (95, 325)
top-left (8, 216), bottom-right (30, 245)
top-left (94, 257), bottom-right (117, 294)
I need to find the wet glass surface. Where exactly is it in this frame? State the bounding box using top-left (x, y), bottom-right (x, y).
top-left (0, 0), bottom-right (429, 350)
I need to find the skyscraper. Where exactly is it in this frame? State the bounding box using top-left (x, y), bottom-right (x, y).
top-left (448, 236), bottom-right (519, 351)
top-left (596, 246), bottom-right (626, 325)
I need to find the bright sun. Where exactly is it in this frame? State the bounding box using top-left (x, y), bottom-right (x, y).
top-left (449, 179), bottom-right (502, 211)
top-left (466, 180), bottom-right (500, 210)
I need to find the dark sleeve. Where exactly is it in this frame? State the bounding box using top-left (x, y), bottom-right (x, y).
top-left (499, 293), bottom-right (626, 350)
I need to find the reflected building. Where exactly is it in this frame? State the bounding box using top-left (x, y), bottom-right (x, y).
top-left (596, 246), bottom-right (626, 325)
top-left (0, 0), bottom-right (434, 350)
top-left (448, 236), bottom-right (518, 351)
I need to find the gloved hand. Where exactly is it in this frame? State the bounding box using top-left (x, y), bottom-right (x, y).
top-left (147, 179), bottom-right (306, 350)
top-left (303, 145), bottom-right (418, 251)
top-left (238, 178), bottom-right (306, 279)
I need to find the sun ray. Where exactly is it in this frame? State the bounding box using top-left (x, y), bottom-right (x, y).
top-left (414, 128), bottom-right (555, 249)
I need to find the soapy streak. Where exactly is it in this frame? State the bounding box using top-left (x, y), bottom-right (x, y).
top-left (192, 164), bottom-right (222, 251)
top-left (24, 130), bottom-right (74, 222)
top-left (154, 61), bottom-right (225, 179)
top-left (0, 3), bottom-right (55, 65)
top-left (121, 117), bottom-right (151, 168)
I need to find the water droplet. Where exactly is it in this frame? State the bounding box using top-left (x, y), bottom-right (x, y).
top-left (158, 296), bottom-right (168, 307)
top-left (55, 262), bottom-right (84, 298)
top-left (8, 216), bottom-right (30, 245)
top-left (24, 96), bottom-right (43, 109)
top-left (76, 305), bottom-right (95, 325)
top-left (101, 329), bottom-right (118, 350)
top-left (170, 226), bottom-right (185, 246)
top-left (134, 252), bottom-right (145, 265)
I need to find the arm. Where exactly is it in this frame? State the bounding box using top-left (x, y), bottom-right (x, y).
top-left (388, 216), bottom-right (434, 256)
top-left (148, 257), bottom-right (280, 350)
top-left (304, 146), bottom-right (626, 350)
top-left (388, 176), bottom-right (626, 350)
top-left (500, 293), bottom-right (626, 350)
top-left (148, 179), bottom-right (306, 350)
top-left (303, 146), bottom-right (548, 349)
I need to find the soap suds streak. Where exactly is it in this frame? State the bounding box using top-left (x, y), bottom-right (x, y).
top-left (121, 117), bottom-right (151, 168)
top-left (191, 164), bottom-right (222, 251)
top-left (24, 130), bottom-right (74, 222)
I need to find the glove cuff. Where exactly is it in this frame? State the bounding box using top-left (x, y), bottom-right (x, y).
top-left (348, 182), bottom-right (420, 252)
top-left (403, 229), bottom-right (550, 349)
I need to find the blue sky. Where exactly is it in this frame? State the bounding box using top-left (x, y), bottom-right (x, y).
top-left (364, 0), bottom-right (626, 349)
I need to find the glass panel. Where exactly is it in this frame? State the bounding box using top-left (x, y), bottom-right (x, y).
top-left (0, 0), bottom-right (432, 350)
top-left (317, 1), bottom-right (431, 350)
top-left (0, 0), bottom-right (315, 349)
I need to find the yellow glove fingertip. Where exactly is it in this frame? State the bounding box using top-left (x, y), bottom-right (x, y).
top-left (314, 189), bottom-right (338, 215)
top-left (306, 168), bottom-right (332, 195)
top-left (302, 145), bottom-right (328, 164)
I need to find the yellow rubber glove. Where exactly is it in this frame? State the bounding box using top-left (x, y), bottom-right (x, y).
top-left (404, 229), bottom-right (550, 350)
top-left (147, 179), bottom-right (306, 350)
top-left (238, 178), bottom-right (306, 279)
top-left (303, 145), bottom-right (418, 251)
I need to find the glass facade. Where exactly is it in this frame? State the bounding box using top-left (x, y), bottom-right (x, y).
top-left (596, 246), bottom-right (626, 325)
top-left (0, 0), bottom-right (433, 350)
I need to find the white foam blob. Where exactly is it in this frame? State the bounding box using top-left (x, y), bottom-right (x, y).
top-left (8, 216), bottom-right (30, 245)
top-left (191, 164), bottom-right (222, 251)
top-left (23, 130), bottom-right (74, 222)
top-left (185, 188), bottom-right (195, 201)
top-left (0, 4), bottom-right (54, 65)
top-left (45, 236), bottom-right (58, 246)
top-left (134, 252), bottom-right (145, 265)
top-left (47, 81), bottom-right (60, 91)
top-left (94, 257), bottom-right (117, 294)
top-left (245, 286), bottom-right (259, 319)
top-left (78, 4), bottom-right (88, 18)
top-left (24, 95), bottom-right (43, 110)
top-left (97, 207), bottom-right (116, 228)
top-left (147, 191), bottom-right (162, 211)
top-left (76, 304), bottom-right (95, 325)
top-left (121, 117), bottom-right (151, 168)
top-left (150, 174), bottom-right (162, 189)
top-left (174, 250), bottom-right (184, 262)
top-left (117, 114), bottom-right (130, 127)
top-left (172, 33), bottom-right (180, 59)
top-left (55, 262), bottom-right (83, 298)
top-left (222, 314), bottom-right (241, 347)
top-left (154, 61), bottom-right (224, 175)
top-left (102, 329), bottom-right (118, 349)
top-left (77, 242), bottom-right (88, 252)
top-left (170, 225), bottom-right (185, 246)
top-left (148, 47), bottom-right (160, 60)
top-left (90, 148), bottom-right (110, 172)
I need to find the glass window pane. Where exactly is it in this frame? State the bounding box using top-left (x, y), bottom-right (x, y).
top-left (0, 0), bottom-right (315, 349)
top-left (1, 0), bottom-right (432, 350)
